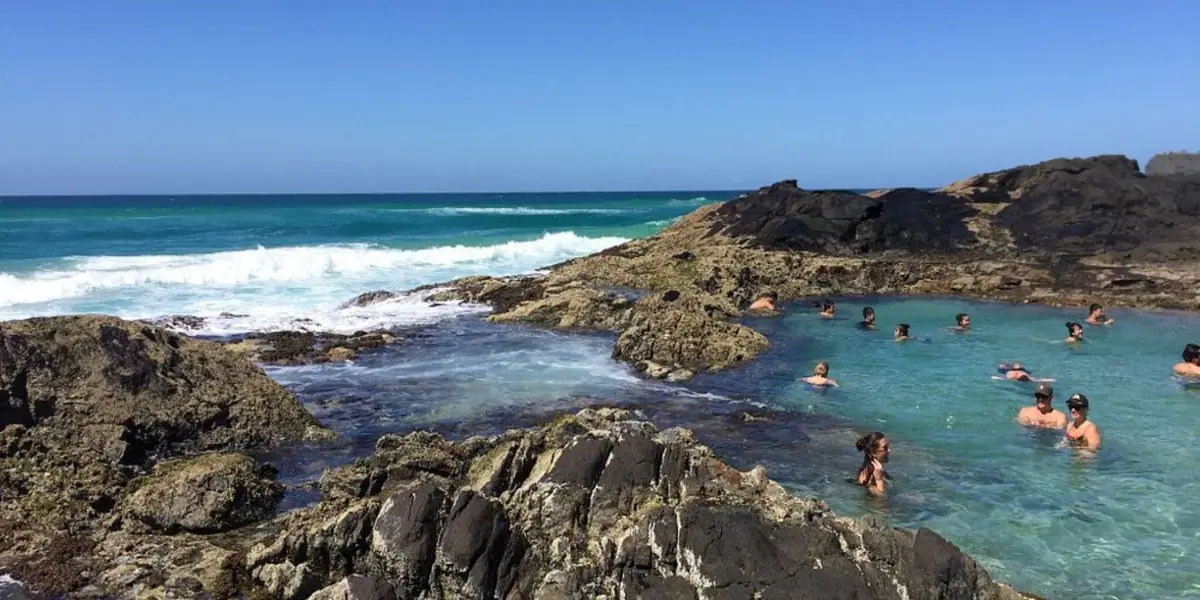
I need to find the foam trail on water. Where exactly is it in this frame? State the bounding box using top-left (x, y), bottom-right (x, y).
top-left (0, 231), bottom-right (627, 333)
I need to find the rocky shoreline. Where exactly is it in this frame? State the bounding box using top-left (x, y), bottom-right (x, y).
top-left (5, 153), bottom-right (1198, 598)
top-left (0, 315), bottom-right (1036, 599)
top-left (341, 154), bottom-right (1200, 380)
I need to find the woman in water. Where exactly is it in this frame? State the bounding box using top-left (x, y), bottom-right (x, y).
top-left (1064, 394), bottom-right (1101, 448)
top-left (855, 431), bottom-right (890, 496)
top-left (894, 323), bottom-right (911, 342)
top-left (802, 360), bottom-right (839, 387)
top-left (1065, 322), bottom-right (1085, 344)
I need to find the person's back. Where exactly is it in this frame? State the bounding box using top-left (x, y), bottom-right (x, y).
top-left (748, 293), bottom-right (777, 312)
top-left (1174, 343), bottom-right (1200, 378)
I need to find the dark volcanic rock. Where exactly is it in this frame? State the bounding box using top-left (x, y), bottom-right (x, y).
top-left (121, 452), bottom-right (284, 534)
top-left (1146, 151), bottom-right (1200, 177)
top-left (710, 180), bottom-right (979, 255)
top-left (247, 408), bottom-right (1033, 600)
top-left (945, 155), bottom-right (1200, 261)
top-left (222, 329), bottom-right (399, 365)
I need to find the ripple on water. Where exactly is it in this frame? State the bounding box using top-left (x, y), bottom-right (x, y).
top-left (260, 298), bottom-right (1200, 600)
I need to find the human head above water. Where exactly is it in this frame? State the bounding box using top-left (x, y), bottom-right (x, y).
top-left (1066, 393), bottom-right (1089, 417)
top-left (863, 306), bottom-right (875, 322)
top-left (1066, 322), bottom-right (1084, 337)
top-left (1089, 303), bottom-right (1104, 316)
top-left (1183, 343), bottom-right (1200, 363)
top-left (814, 360), bottom-right (830, 376)
top-left (856, 431), bottom-right (889, 461)
top-left (895, 323), bottom-right (910, 337)
top-left (765, 292), bottom-right (778, 301)
top-left (956, 313), bottom-right (970, 327)
top-left (823, 300), bottom-right (835, 312)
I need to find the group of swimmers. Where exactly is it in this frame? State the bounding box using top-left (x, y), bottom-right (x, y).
top-left (746, 294), bottom-right (1200, 496)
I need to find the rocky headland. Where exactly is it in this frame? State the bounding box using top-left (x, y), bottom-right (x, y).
top-left (347, 154), bottom-right (1200, 380)
top-left (0, 315), bottom-right (1035, 599)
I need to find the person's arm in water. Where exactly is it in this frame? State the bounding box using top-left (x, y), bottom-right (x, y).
top-left (1082, 423), bottom-right (1101, 448)
top-left (827, 378), bottom-right (840, 388)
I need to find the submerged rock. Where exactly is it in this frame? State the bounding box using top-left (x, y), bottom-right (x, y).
top-left (246, 408), bottom-right (1034, 600)
top-left (121, 452), bottom-right (283, 534)
top-left (221, 329), bottom-right (401, 365)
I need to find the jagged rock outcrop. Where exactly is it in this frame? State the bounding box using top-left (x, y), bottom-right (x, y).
top-left (121, 452), bottom-right (283, 534)
top-left (222, 330), bottom-right (401, 365)
top-left (349, 155), bottom-right (1200, 381)
top-left (246, 408), bottom-right (1034, 600)
top-left (1146, 151), bottom-right (1200, 177)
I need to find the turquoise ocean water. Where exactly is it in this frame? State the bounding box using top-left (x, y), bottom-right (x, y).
top-left (3, 193), bottom-right (1199, 599)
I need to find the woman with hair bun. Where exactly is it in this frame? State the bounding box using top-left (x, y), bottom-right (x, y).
top-left (855, 431), bottom-right (890, 496)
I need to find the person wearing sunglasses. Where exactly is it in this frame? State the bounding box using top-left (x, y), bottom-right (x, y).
top-left (1064, 394), bottom-right (1102, 449)
top-left (1016, 383), bottom-right (1067, 429)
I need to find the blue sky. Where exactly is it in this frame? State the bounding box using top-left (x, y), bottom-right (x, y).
top-left (2, 1), bottom-right (1198, 194)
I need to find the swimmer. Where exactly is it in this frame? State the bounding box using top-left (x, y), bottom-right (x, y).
top-left (1174, 343), bottom-right (1200, 378)
top-left (1065, 322), bottom-right (1084, 344)
top-left (858, 306), bottom-right (876, 330)
top-left (1016, 383), bottom-right (1067, 429)
top-left (894, 323), bottom-right (910, 342)
top-left (954, 312), bottom-right (971, 331)
top-left (855, 431), bottom-right (890, 496)
top-left (819, 300), bottom-right (836, 319)
top-left (1064, 394), bottom-right (1101, 448)
top-left (802, 360), bottom-right (840, 387)
top-left (748, 292), bottom-right (778, 313)
top-left (995, 362), bottom-right (1056, 383)
top-left (1086, 303), bottom-right (1114, 325)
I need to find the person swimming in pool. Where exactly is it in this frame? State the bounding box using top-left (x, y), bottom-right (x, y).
top-left (858, 306), bottom-right (876, 330)
top-left (1065, 322), bottom-right (1085, 344)
top-left (1064, 394), bottom-right (1102, 449)
top-left (1173, 343), bottom-right (1200, 379)
top-left (1086, 303), bottom-right (1115, 325)
top-left (748, 292), bottom-right (778, 313)
top-left (802, 360), bottom-right (840, 387)
top-left (953, 312), bottom-right (971, 331)
top-left (894, 323), bottom-right (911, 341)
top-left (995, 362), bottom-right (1056, 382)
top-left (855, 431), bottom-right (890, 496)
top-left (819, 300), bottom-right (836, 319)
top-left (1016, 383), bottom-right (1067, 429)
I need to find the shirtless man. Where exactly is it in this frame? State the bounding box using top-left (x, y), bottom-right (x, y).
top-left (996, 362), bottom-right (1055, 383)
top-left (1064, 394), bottom-right (1102, 449)
top-left (1174, 343), bottom-right (1200, 378)
top-left (819, 300), bottom-right (836, 319)
top-left (1016, 383), bottom-right (1067, 429)
top-left (954, 313), bottom-right (971, 331)
top-left (748, 292), bottom-right (778, 313)
top-left (858, 307), bottom-right (876, 330)
top-left (1086, 303), bottom-right (1115, 325)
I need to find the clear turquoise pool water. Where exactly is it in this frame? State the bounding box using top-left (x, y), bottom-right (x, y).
top-left (263, 297), bottom-right (1200, 600)
top-left (717, 297), bottom-right (1200, 600)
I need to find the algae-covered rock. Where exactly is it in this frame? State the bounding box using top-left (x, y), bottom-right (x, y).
top-left (122, 452), bottom-right (283, 534)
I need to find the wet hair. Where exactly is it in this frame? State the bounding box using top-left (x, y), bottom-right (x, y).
top-left (766, 292), bottom-right (778, 300)
top-left (863, 306), bottom-right (875, 318)
top-left (1089, 303), bottom-right (1103, 313)
top-left (956, 313), bottom-right (969, 324)
top-left (1066, 394), bottom-right (1089, 412)
top-left (896, 323), bottom-right (910, 336)
top-left (823, 300), bottom-right (835, 311)
top-left (856, 431), bottom-right (888, 487)
top-left (1065, 321), bottom-right (1083, 334)
top-left (1184, 343), bottom-right (1200, 363)
top-left (814, 360), bottom-right (830, 374)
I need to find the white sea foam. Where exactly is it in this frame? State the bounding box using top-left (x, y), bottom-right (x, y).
top-left (0, 231), bottom-right (627, 333)
top-left (423, 206), bottom-right (635, 216)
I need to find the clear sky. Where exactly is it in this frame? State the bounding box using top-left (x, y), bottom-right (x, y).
top-left (2, 1), bottom-right (1198, 195)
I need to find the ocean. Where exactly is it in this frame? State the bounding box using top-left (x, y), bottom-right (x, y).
top-left (3, 193), bottom-right (1200, 600)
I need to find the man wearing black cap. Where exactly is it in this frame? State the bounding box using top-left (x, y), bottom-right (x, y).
top-left (1016, 382), bottom-right (1067, 429)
